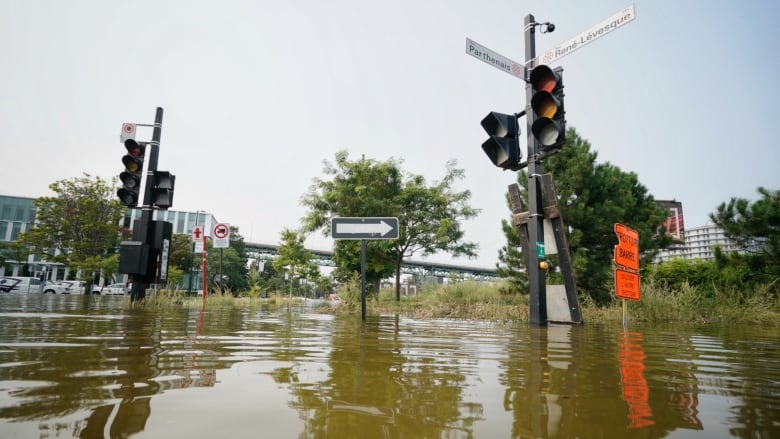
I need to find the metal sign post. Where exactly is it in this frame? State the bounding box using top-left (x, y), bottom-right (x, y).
top-left (332, 217), bottom-right (399, 320)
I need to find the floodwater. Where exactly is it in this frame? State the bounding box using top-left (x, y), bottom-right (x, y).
top-left (0, 294), bottom-right (778, 438)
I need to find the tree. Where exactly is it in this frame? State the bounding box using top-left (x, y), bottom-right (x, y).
top-left (273, 228), bottom-right (314, 298)
top-left (710, 187), bottom-right (780, 279)
top-left (499, 129), bottom-right (672, 304)
top-left (301, 151), bottom-right (479, 301)
top-left (168, 234), bottom-right (195, 271)
top-left (17, 174), bottom-right (127, 283)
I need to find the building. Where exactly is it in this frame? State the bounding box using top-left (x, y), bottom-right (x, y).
top-left (654, 223), bottom-right (741, 263)
top-left (0, 194), bottom-right (216, 282)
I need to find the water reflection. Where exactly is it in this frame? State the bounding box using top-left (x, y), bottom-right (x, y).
top-left (0, 294), bottom-right (779, 438)
top-left (618, 331), bottom-right (654, 429)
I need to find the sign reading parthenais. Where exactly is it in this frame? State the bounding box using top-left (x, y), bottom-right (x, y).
top-left (533, 4), bottom-right (636, 67)
top-left (332, 217), bottom-right (399, 240)
top-left (465, 38), bottom-right (524, 79)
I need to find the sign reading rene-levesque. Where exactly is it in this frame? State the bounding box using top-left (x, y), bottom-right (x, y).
top-left (331, 217), bottom-right (399, 240)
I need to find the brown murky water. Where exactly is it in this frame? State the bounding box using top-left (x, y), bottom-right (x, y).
top-left (0, 293), bottom-right (778, 438)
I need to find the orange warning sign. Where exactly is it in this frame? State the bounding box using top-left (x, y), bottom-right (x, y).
top-left (614, 223), bottom-right (639, 270)
top-left (615, 267), bottom-right (641, 301)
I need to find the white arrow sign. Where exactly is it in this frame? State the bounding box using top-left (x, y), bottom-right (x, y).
top-left (331, 217), bottom-right (399, 240)
top-left (337, 220), bottom-right (393, 236)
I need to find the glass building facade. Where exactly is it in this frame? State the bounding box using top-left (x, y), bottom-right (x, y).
top-left (1, 194), bottom-right (216, 284)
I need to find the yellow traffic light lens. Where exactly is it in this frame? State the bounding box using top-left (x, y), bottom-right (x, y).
top-left (126, 162), bottom-right (139, 172)
top-left (537, 98), bottom-right (558, 119)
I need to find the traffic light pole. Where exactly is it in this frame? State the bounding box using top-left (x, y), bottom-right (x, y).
top-left (129, 107), bottom-right (163, 302)
top-left (524, 15), bottom-right (547, 326)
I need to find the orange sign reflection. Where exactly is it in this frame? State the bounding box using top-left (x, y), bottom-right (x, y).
top-left (619, 331), bottom-right (655, 429)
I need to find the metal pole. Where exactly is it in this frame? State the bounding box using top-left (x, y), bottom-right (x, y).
top-left (360, 239), bottom-right (366, 321)
top-left (524, 15), bottom-right (547, 326)
top-left (201, 233), bottom-right (207, 301)
top-left (131, 107), bottom-right (163, 302)
top-left (187, 211), bottom-right (201, 295)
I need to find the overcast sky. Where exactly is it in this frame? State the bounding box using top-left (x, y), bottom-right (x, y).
top-left (1, 0), bottom-right (778, 269)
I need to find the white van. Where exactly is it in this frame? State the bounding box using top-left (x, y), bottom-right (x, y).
top-left (0, 276), bottom-right (43, 294)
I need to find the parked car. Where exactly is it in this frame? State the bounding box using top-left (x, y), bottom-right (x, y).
top-left (57, 280), bottom-right (86, 295)
top-left (92, 283), bottom-right (128, 296)
top-left (0, 276), bottom-right (43, 294)
top-left (42, 281), bottom-right (69, 294)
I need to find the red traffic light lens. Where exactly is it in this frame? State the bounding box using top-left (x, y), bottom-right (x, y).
top-left (529, 65), bottom-right (560, 93)
top-left (124, 139), bottom-right (144, 157)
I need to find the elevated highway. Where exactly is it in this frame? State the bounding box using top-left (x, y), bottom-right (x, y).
top-left (244, 241), bottom-right (499, 281)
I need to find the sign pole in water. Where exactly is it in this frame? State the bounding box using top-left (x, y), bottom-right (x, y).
top-left (332, 217), bottom-right (399, 321)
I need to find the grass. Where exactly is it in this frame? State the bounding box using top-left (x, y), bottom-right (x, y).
top-left (125, 279), bottom-right (780, 326)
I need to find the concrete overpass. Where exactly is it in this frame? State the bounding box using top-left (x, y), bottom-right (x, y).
top-left (244, 241), bottom-right (499, 281)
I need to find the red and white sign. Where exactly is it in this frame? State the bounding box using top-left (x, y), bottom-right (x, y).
top-left (213, 223), bottom-right (230, 248)
top-left (192, 226), bottom-right (203, 242)
top-left (120, 123), bottom-right (136, 143)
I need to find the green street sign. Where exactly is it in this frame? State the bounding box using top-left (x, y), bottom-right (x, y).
top-left (536, 242), bottom-right (546, 259)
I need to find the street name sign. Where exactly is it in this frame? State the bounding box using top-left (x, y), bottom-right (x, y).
top-left (533, 4), bottom-right (636, 67)
top-left (332, 217), bottom-right (399, 240)
top-left (465, 38), bottom-right (524, 79)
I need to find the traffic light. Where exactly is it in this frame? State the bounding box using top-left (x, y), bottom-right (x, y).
top-left (480, 112), bottom-right (521, 170)
top-left (151, 170), bottom-right (175, 209)
top-left (529, 65), bottom-right (565, 151)
top-left (117, 139), bottom-right (146, 207)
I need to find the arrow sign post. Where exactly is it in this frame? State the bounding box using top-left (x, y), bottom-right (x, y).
top-left (331, 217), bottom-right (399, 240)
top-left (331, 217), bottom-right (399, 321)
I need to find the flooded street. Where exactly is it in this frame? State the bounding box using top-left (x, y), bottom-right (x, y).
top-left (0, 293), bottom-right (778, 438)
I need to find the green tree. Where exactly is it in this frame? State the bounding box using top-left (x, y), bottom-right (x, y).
top-left (17, 174), bottom-right (127, 283)
top-left (168, 234), bottom-right (195, 271)
top-left (710, 187), bottom-right (780, 281)
top-left (499, 129), bottom-right (672, 304)
top-left (205, 242), bottom-right (242, 293)
top-left (301, 151), bottom-right (479, 301)
top-left (273, 228), bottom-right (314, 298)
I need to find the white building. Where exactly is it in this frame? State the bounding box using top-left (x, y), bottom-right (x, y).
top-left (654, 223), bottom-right (741, 263)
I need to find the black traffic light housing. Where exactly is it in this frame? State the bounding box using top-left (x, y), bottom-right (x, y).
top-left (529, 65), bottom-right (566, 151)
top-left (481, 112), bottom-right (521, 170)
top-left (151, 170), bottom-right (175, 209)
top-left (117, 139), bottom-right (146, 207)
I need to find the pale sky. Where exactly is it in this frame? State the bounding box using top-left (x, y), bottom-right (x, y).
top-left (1, 0), bottom-right (778, 269)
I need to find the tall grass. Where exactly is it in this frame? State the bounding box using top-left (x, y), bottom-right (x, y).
top-left (125, 277), bottom-right (779, 326)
